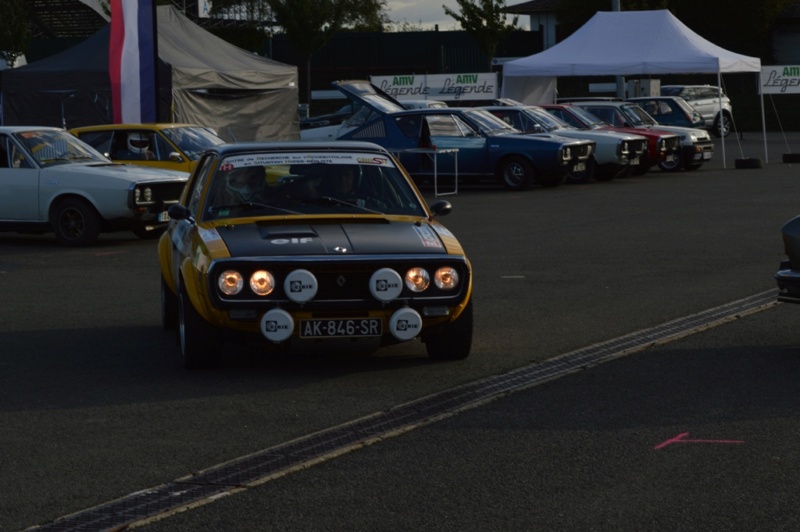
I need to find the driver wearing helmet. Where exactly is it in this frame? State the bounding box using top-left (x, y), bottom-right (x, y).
top-left (220, 165), bottom-right (270, 204)
top-left (119, 132), bottom-right (155, 160)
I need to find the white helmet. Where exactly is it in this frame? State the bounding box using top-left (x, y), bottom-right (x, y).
top-left (127, 133), bottom-right (150, 154)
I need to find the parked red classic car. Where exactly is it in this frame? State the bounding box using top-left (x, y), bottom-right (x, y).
top-left (540, 103), bottom-right (682, 175)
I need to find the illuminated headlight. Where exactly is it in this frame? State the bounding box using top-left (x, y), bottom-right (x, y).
top-left (405, 267), bottom-right (430, 292)
top-left (435, 267), bottom-right (459, 290)
top-left (143, 187), bottom-right (153, 202)
top-left (250, 270), bottom-right (275, 296)
top-left (134, 189), bottom-right (140, 202)
top-left (218, 270), bottom-right (244, 295)
top-left (563, 147), bottom-right (571, 160)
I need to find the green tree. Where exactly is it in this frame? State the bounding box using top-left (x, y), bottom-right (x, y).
top-left (0, 0), bottom-right (30, 68)
top-left (209, 0), bottom-right (388, 106)
top-left (443, 0), bottom-right (519, 70)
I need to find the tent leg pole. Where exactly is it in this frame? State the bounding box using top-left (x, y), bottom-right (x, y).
top-left (719, 72), bottom-right (726, 169)
top-left (760, 73), bottom-right (768, 164)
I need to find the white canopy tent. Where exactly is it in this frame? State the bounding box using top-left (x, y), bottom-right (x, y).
top-left (502, 10), bottom-right (764, 165)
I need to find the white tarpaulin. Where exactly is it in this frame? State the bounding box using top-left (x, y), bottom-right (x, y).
top-left (501, 9), bottom-right (764, 165)
top-left (502, 10), bottom-right (760, 80)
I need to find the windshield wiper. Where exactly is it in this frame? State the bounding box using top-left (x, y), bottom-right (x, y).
top-left (310, 196), bottom-right (382, 214)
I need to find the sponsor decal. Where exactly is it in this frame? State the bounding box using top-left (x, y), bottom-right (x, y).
top-left (413, 224), bottom-right (442, 248)
top-left (221, 153), bottom-right (393, 168)
top-left (371, 73), bottom-right (498, 102)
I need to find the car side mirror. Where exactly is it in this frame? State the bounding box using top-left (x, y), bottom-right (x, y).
top-left (429, 199), bottom-right (452, 218)
top-left (167, 204), bottom-right (193, 222)
top-left (169, 152), bottom-right (184, 163)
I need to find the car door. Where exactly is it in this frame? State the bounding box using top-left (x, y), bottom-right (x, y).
top-left (0, 135), bottom-right (41, 221)
top-left (422, 113), bottom-right (487, 178)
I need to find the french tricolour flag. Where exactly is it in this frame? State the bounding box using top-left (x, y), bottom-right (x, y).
top-left (109, 0), bottom-right (157, 123)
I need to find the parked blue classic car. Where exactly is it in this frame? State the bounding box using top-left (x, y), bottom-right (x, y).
top-left (304, 81), bottom-right (595, 191)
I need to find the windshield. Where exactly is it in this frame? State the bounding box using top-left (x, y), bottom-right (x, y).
top-left (162, 127), bottom-right (225, 161)
top-left (203, 151), bottom-right (427, 221)
top-left (463, 109), bottom-right (519, 135)
top-left (567, 106), bottom-right (610, 128)
top-left (524, 107), bottom-right (572, 130)
top-left (15, 129), bottom-right (108, 167)
top-left (620, 104), bottom-right (657, 126)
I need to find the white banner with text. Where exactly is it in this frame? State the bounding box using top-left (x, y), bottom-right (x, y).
top-left (370, 73), bottom-right (498, 102)
top-left (761, 66), bottom-right (800, 94)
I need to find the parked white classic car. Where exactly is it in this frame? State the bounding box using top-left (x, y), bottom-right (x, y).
top-left (0, 126), bottom-right (188, 246)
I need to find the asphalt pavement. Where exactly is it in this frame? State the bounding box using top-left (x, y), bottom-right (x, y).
top-left (4, 130), bottom-right (800, 531)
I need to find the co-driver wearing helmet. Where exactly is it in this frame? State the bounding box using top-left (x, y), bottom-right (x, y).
top-left (119, 132), bottom-right (155, 160)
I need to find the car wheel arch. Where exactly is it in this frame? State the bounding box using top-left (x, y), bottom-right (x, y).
top-left (496, 154), bottom-right (537, 190)
top-left (49, 194), bottom-right (105, 246)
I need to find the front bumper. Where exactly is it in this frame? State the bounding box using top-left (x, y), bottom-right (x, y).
top-left (682, 141), bottom-right (714, 164)
top-left (775, 260), bottom-right (800, 303)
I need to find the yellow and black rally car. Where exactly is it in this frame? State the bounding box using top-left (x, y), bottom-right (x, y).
top-left (159, 141), bottom-right (473, 369)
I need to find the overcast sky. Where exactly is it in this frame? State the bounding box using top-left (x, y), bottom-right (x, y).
top-left (386, 0), bottom-right (524, 31)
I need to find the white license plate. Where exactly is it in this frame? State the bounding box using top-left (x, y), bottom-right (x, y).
top-left (664, 154), bottom-right (675, 163)
top-left (300, 318), bottom-right (382, 338)
top-left (158, 211), bottom-right (171, 222)
top-left (572, 162), bottom-right (586, 172)
top-left (703, 151), bottom-right (712, 160)
top-left (630, 157), bottom-right (639, 165)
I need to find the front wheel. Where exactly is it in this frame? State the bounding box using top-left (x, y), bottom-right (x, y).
top-left (658, 151), bottom-right (683, 172)
top-left (499, 156), bottom-right (534, 190)
top-left (51, 197), bottom-right (101, 246)
top-left (566, 158), bottom-right (596, 184)
top-left (161, 276), bottom-right (178, 330)
top-left (423, 299), bottom-right (473, 360)
top-left (713, 112), bottom-right (731, 137)
top-left (178, 283), bottom-right (221, 369)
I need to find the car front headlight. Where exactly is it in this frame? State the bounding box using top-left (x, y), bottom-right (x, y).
top-left (434, 267), bottom-right (459, 290)
top-left (405, 267), bottom-right (430, 292)
top-left (250, 270), bottom-right (276, 296)
top-left (219, 270), bottom-right (244, 295)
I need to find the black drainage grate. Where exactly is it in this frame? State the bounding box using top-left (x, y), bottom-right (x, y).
top-left (28, 290), bottom-right (778, 531)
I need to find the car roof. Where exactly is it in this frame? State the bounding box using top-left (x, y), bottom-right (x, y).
top-left (70, 123), bottom-right (203, 132)
top-left (210, 140), bottom-right (394, 157)
top-left (0, 125), bottom-right (65, 134)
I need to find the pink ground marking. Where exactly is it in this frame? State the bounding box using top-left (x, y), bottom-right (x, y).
top-left (654, 432), bottom-right (745, 450)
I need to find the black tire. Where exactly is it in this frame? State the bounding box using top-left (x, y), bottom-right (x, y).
top-left (161, 276), bottom-right (178, 330)
top-left (735, 158), bottom-right (763, 169)
top-left (658, 151), bottom-right (683, 172)
top-left (499, 156), bottom-right (534, 190)
top-left (51, 197), bottom-right (101, 246)
top-left (566, 158), bottom-right (596, 184)
top-left (593, 164), bottom-right (618, 182)
top-left (424, 299), bottom-right (473, 360)
top-left (178, 282), bottom-right (221, 369)
top-left (713, 112), bottom-right (731, 138)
